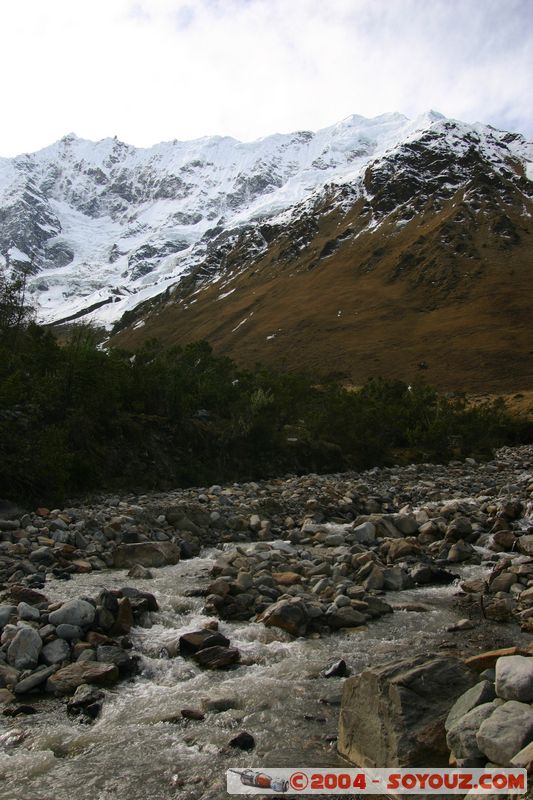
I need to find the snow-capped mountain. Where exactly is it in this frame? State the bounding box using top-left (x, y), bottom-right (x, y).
top-left (1, 110), bottom-right (530, 331)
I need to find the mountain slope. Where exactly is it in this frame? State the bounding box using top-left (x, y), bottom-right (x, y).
top-left (111, 117), bottom-right (533, 392)
top-left (1, 112), bottom-right (532, 391)
top-left (0, 112), bottom-right (427, 324)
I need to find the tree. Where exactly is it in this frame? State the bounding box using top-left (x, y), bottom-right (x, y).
top-left (0, 264), bottom-right (33, 344)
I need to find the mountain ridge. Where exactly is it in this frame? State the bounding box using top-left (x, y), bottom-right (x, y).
top-left (0, 111), bottom-right (532, 392)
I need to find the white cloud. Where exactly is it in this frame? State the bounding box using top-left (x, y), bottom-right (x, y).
top-left (0, 0), bottom-right (531, 155)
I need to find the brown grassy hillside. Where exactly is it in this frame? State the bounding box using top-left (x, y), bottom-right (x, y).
top-left (111, 131), bottom-right (533, 393)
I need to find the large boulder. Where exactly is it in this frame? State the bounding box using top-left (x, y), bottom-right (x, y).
top-left (445, 680), bottom-right (496, 731)
top-left (48, 599), bottom-right (95, 628)
top-left (46, 662), bottom-right (119, 695)
top-left (258, 598), bottom-right (309, 636)
top-left (192, 646), bottom-right (240, 670)
top-left (338, 655), bottom-right (475, 767)
top-left (326, 607), bottom-right (367, 629)
top-left (7, 627), bottom-right (42, 670)
top-left (113, 542), bottom-right (180, 568)
top-left (179, 630), bottom-right (230, 656)
top-left (476, 701), bottom-right (533, 766)
top-left (495, 655), bottom-right (533, 702)
top-left (446, 702), bottom-right (497, 760)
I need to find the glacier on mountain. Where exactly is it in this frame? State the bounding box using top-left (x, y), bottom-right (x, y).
top-left (0, 111), bottom-right (530, 327)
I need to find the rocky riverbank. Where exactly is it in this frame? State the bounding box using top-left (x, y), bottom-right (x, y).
top-left (1, 444), bottom-right (531, 590)
top-left (0, 445), bottom-right (531, 798)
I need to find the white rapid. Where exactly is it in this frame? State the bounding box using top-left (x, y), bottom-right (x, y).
top-left (0, 551), bottom-right (509, 800)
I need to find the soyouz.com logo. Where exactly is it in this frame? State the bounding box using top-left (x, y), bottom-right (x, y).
top-left (226, 767), bottom-right (527, 794)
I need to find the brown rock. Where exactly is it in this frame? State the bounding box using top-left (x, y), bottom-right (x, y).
top-left (272, 571), bottom-right (301, 586)
top-left (87, 631), bottom-right (115, 647)
top-left (338, 655), bottom-right (475, 768)
top-left (181, 708), bottom-right (205, 720)
top-left (46, 662), bottom-right (119, 694)
top-left (72, 642), bottom-right (94, 658)
top-left (111, 597), bottom-right (134, 635)
top-left (0, 688), bottom-right (15, 705)
top-left (192, 646), bottom-right (240, 670)
top-left (258, 598), bottom-right (309, 637)
top-left (206, 579), bottom-right (231, 597)
top-left (518, 535), bottom-right (533, 557)
top-left (387, 539), bottom-right (420, 561)
top-left (179, 630), bottom-right (230, 656)
top-left (489, 573), bottom-right (518, 593)
top-left (113, 541), bottom-right (180, 568)
top-left (7, 585), bottom-right (48, 605)
top-left (491, 531), bottom-right (517, 551)
top-left (464, 648), bottom-right (529, 671)
top-left (72, 560), bottom-right (92, 573)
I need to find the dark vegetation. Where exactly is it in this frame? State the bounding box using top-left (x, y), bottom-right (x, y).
top-left (0, 268), bottom-right (531, 506)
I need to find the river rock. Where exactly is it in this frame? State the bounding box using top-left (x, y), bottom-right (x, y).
top-left (127, 564), bottom-right (153, 579)
top-left (445, 681), bottom-right (496, 731)
top-left (0, 689), bottom-right (15, 705)
top-left (7, 628), bottom-right (42, 670)
top-left (113, 541), bottom-right (180, 568)
top-left (510, 741), bottom-right (533, 770)
top-left (258, 598), bottom-right (309, 636)
top-left (0, 606), bottom-right (17, 627)
top-left (179, 630), bottom-right (230, 656)
top-left (495, 655), bottom-right (533, 702)
top-left (67, 683), bottom-right (105, 720)
top-left (338, 655), bottom-right (475, 767)
top-left (46, 662), bottom-right (119, 694)
top-left (96, 645), bottom-right (134, 672)
top-left (383, 566), bottom-right (413, 591)
top-left (352, 522), bottom-right (376, 543)
top-left (56, 624), bottom-right (83, 641)
top-left (272, 571), bottom-right (301, 586)
top-left (192, 646), bottom-right (240, 669)
top-left (464, 647), bottom-right (525, 672)
top-left (229, 731), bottom-right (255, 750)
top-left (324, 659), bottom-right (349, 678)
top-left (518, 536), bottom-right (533, 557)
top-left (8, 586), bottom-right (48, 605)
top-left (0, 664), bottom-right (20, 688)
top-left (446, 702), bottom-right (497, 759)
top-left (392, 514), bottom-right (419, 535)
top-left (489, 573), bottom-right (517, 593)
top-left (17, 603), bottom-right (40, 622)
top-left (119, 587), bottom-right (158, 613)
top-left (476, 701), bottom-right (533, 765)
top-left (48, 599), bottom-right (96, 628)
top-left (41, 638), bottom-right (70, 665)
top-left (326, 607), bottom-right (367, 629)
top-left (202, 696), bottom-right (240, 712)
top-left (110, 597), bottom-right (133, 634)
top-left (14, 665), bottom-right (57, 694)
top-left (448, 541), bottom-right (474, 562)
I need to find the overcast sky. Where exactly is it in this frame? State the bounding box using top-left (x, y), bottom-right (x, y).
top-left (0, 0), bottom-right (531, 156)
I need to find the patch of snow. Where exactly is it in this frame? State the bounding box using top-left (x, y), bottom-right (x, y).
top-left (217, 288), bottom-right (236, 300)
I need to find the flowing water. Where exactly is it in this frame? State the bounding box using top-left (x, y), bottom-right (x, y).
top-left (0, 549), bottom-right (515, 800)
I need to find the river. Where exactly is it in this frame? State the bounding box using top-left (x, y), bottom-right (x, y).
top-left (0, 547), bottom-right (521, 800)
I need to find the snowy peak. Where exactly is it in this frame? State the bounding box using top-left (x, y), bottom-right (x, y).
top-left (0, 111), bottom-right (530, 327)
